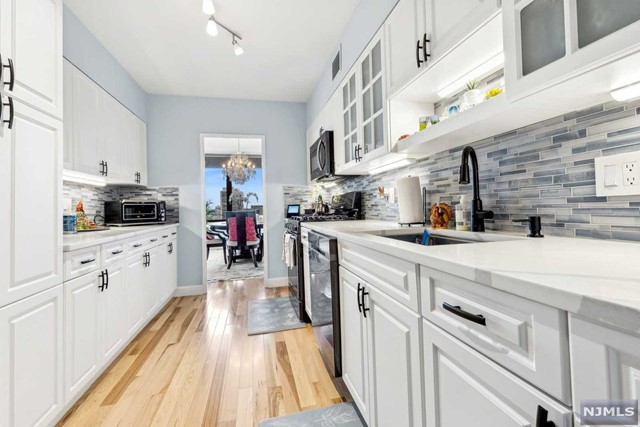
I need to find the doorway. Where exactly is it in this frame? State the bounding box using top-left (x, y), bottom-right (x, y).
top-left (200, 134), bottom-right (267, 283)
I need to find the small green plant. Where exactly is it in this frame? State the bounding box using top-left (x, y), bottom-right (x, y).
top-left (466, 79), bottom-right (479, 91)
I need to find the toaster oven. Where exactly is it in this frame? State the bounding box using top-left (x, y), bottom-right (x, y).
top-left (105, 200), bottom-right (167, 226)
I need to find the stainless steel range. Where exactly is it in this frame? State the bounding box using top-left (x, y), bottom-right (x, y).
top-left (284, 192), bottom-right (362, 378)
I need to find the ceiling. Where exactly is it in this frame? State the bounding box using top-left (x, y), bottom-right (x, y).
top-left (64, 0), bottom-right (360, 102)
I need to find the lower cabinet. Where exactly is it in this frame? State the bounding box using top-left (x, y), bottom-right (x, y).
top-left (569, 315), bottom-right (640, 424)
top-left (423, 320), bottom-right (573, 427)
top-left (144, 246), bottom-right (163, 318)
top-left (160, 239), bottom-right (178, 302)
top-left (100, 262), bottom-right (128, 362)
top-left (0, 285), bottom-right (64, 427)
top-left (339, 266), bottom-right (423, 427)
top-left (125, 252), bottom-right (146, 336)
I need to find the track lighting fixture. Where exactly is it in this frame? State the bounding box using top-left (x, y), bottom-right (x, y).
top-left (202, 0), bottom-right (215, 15)
top-left (233, 37), bottom-right (244, 56)
top-left (206, 17), bottom-right (218, 36)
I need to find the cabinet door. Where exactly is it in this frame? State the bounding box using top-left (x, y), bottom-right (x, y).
top-left (570, 315), bottom-right (640, 425)
top-left (145, 246), bottom-right (163, 317)
top-left (366, 283), bottom-right (423, 427)
top-left (63, 60), bottom-right (74, 170)
top-left (341, 71), bottom-right (359, 167)
top-left (166, 240), bottom-right (177, 301)
top-left (0, 285), bottom-right (64, 427)
top-left (339, 267), bottom-right (370, 424)
top-left (137, 119), bottom-right (148, 186)
top-left (0, 99), bottom-right (62, 308)
top-left (72, 69), bottom-right (101, 176)
top-left (575, 0), bottom-right (640, 49)
top-left (125, 254), bottom-right (146, 336)
top-left (0, 0), bottom-right (63, 119)
top-left (101, 262), bottom-right (128, 362)
top-left (122, 112), bottom-right (140, 185)
top-left (423, 320), bottom-right (572, 427)
top-left (359, 34), bottom-right (387, 162)
top-left (384, 0), bottom-right (426, 95)
top-left (98, 91), bottom-right (125, 181)
top-left (425, 0), bottom-right (500, 60)
top-left (64, 272), bottom-right (101, 402)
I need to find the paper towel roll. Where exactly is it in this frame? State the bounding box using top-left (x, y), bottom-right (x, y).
top-left (397, 176), bottom-right (423, 224)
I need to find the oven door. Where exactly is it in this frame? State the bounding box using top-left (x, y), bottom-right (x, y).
top-left (121, 203), bottom-right (158, 223)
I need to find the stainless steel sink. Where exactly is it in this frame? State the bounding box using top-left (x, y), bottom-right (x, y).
top-left (381, 233), bottom-right (485, 246)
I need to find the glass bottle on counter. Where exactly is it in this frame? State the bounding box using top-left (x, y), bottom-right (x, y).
top-left (455, 195), bottom-right (471, 231)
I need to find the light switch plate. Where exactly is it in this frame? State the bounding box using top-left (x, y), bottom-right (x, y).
top-left (595, 151), bottom-right (640, 196)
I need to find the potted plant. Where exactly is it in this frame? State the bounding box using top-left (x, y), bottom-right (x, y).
top-left (462, 79), bottom-right (484, 108)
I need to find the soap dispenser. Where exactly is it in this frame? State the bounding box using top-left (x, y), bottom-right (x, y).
top-left (455, 195), bottom-right (471, 231)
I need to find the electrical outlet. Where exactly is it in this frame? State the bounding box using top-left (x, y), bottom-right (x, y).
top-left (595, 151), bottom-right (640, 196)
top-left (623, 162), bottom-right (639, 186)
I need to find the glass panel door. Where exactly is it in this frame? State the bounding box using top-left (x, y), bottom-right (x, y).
top-left (342, 72), bottom-right (359, 164)
top-left (576, 0), bottom-right (640, 48)
top-left (519, 0), bottom-right (566, 76)
top-left (360, 40), bottom-right (385, 156)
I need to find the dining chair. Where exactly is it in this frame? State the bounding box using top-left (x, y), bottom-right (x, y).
top-left (225, 210), bottom-right (260, 269)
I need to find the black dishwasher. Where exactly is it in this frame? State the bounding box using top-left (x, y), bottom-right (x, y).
top-left (308, 231), bottom-right (341, 378)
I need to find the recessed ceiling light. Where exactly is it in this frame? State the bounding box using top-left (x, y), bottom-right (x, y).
top-left (202, 0), bottom-right (215, 15)
top-left (611, 81), bottom-right (640, 101)
top-left (206, 17), bottom-right (218, 36)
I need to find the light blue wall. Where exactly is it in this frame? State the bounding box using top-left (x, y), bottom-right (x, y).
top-left (147, 95), bottom-right (307, 286)
top-left (63, 6), bottom-right (148, 121)
top-left (306, 0), bottom-right (399, 126)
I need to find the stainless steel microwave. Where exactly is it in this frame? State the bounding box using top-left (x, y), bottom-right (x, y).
top-left (105, 200), bottom-right (166, 226)
top-left (310, 130), bottom-right (336, 181)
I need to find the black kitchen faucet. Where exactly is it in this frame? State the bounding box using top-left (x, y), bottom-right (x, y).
top-left (459, 146), bottom-right (494, 232)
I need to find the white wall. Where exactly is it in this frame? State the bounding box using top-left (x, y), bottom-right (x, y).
top-left (306, 0), bottom-right (399, 126)
top-left (147, 95), bottom-right (307, 287)
top-left (63, 6), bottom-right (148, 121)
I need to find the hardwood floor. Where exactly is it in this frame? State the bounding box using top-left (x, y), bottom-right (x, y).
top-left (58, 279), bottom-right (349, 427)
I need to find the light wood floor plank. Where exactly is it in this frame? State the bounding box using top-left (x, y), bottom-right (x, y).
top-left (58, 279), bottom-right (350, 427)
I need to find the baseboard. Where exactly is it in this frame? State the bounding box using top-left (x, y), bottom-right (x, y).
top-left (173, 284), bottom-right (207, 296)
top-left (265, 277), bottom-right (288, 288)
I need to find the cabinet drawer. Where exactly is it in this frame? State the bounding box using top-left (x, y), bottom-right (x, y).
top-left (102, 241), bottom-right (126, 266)
top-left (421, 266), bottom-right (571, 404)
top-left (423, 320), bottom-right (573, 427)
top-left (570, 315), bottom-right (640, 424)
top-left (338, 240), bottom-right (419, 311)
top-left (64, 246), bottom-right (102, 281)
top-left (126, 233), bottom-right (155, 255)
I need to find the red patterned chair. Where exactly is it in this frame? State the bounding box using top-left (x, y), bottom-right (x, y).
top-left (225, 210), bottom-right (260, 269)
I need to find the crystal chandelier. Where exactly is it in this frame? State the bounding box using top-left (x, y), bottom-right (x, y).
top-left (222, 151), bottom-right (256, 185)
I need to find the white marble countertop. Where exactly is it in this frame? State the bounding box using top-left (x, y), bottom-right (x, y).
top-left (63, 223), bottom-right (179, 252)
top-left (302, 220), bottom-right (640, 334)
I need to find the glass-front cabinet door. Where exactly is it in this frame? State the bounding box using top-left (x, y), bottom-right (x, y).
top-left (342, 71), bottom-right (359, 167)
top-left (503, 0), bottom-right (640, 101)
top-left (360, 39), bottom-right (385, 159)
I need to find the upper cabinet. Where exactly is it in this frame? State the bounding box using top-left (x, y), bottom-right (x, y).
top-left (503, 0), bottom-right (640, 100)
top-left (385, 0), bottom-right (500, 96)
top-left (63, 60), bottom-right (148, 186)
top-left (0, 0), bottom-right (63, 120)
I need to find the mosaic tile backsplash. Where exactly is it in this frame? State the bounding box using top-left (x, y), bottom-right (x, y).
top-left (287, 99), bottom-right (640, 242)
top-left (63, 183), bottom-right (180, 224)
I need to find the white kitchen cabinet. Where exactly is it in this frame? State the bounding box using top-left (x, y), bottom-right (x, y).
top-left (64, 272), bottom-right (101, 402)
top-left (0, 0), bottom-right (63, 119)
top-left (339, 265), bottom-right (423, 427)
top-left (425, 0), bottom-right (500, 61)
top-left (503, 0), bottom-right (640, 100)
top-left (0, 285), bottom-right (64, 427)
top-left (339, 267), bottom-right (371, 424)
top-left (125, 253), bottom-right (146, 336)
top-left (384, 0), bottom-right (427, 96)
top-left (101, 262), bottom-right (128, 362)
top-left (423, 320), bottom-right (573, 427)
top-left (63, 59), bottom-right (147, 185)
top-left (159, 240), bottom-right (177, 303)
top-left (71, 66), bottom-right (101, 176)
top-left (340, 69), bottom-right (360, 169)
top-left (366, 281), bottom-right (422, 427)
top-left (145, 246), bottom-right (163, 318)
top-left (569, 315), bottom-right (640, 424)
top-left (0, 98), bottom-right (63, 308)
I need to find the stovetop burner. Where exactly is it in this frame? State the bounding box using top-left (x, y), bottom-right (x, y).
top-left (291, 214), bottom-right (355, 222)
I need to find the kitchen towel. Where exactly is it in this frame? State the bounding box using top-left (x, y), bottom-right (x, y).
top-left (397, 175), bottom-right (424, 224)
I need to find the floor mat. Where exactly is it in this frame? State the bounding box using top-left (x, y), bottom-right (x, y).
top-left (259, 402), bottom-right (365, 426)
top-left (207, 247), bottom-right (264, 282)
top-left (247, 297), bottom-right (306, 335)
